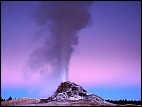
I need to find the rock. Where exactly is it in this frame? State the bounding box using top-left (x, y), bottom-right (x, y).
top-left (40, 81), bottom-right (108, 104)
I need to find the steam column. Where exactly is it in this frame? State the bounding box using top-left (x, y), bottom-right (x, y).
top-left (61, 51), bottom-right (67, 82)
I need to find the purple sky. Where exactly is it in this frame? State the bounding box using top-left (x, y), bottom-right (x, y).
top-left (1, 1), bottom-right (141, 100)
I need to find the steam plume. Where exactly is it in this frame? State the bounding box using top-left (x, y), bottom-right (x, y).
top-left (29, 1), bottom-right (93, 82)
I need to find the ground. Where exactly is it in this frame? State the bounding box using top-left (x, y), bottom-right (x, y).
top-left (1, 98), bottom-right (140, 106)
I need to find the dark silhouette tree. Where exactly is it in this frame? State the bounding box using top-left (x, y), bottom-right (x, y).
top-left (7, 96), bottom-right (12, 101)
top-left (105, 99), bottom-right (141, 105)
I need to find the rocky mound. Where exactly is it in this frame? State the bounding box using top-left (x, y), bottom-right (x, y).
top-left (1, 97), bottom-right (40, 106)
top-left (40, 81), bottom-right (109, 104)
top-left (1, 81), bottom-right (116, 106)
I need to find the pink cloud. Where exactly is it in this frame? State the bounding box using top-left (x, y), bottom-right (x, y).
top-left (69, 54), bottom-right (141, 87)
top-left (1, 65), bottom-right (44, 88)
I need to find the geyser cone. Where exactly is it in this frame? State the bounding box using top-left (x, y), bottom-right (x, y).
top-left (40, 81), bottom-right (116, 106)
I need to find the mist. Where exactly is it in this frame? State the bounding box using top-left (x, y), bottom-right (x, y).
top-left (28, 1), bottom-right (94, 83)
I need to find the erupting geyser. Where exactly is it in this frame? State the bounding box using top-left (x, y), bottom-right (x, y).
top-left (40, 81), bottom-right (116, 106)
top-left (29, 1), bottom-right (93, 82)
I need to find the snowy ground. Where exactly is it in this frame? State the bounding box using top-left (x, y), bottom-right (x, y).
top-left (1, 97), bottom-right (116, 106)
top-left (1, 98), bottom-right (141, 106)
top-left (1, 98), bottom-right (40, 106)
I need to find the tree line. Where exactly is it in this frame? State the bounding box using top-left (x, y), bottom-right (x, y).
top-left (1, 96), bottom-right (13, 102)
top-left (105, 99), bottom-right (141, 105)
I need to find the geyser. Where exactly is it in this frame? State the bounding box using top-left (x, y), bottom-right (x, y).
top-left (29, 1), bottom-right (93, 82)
